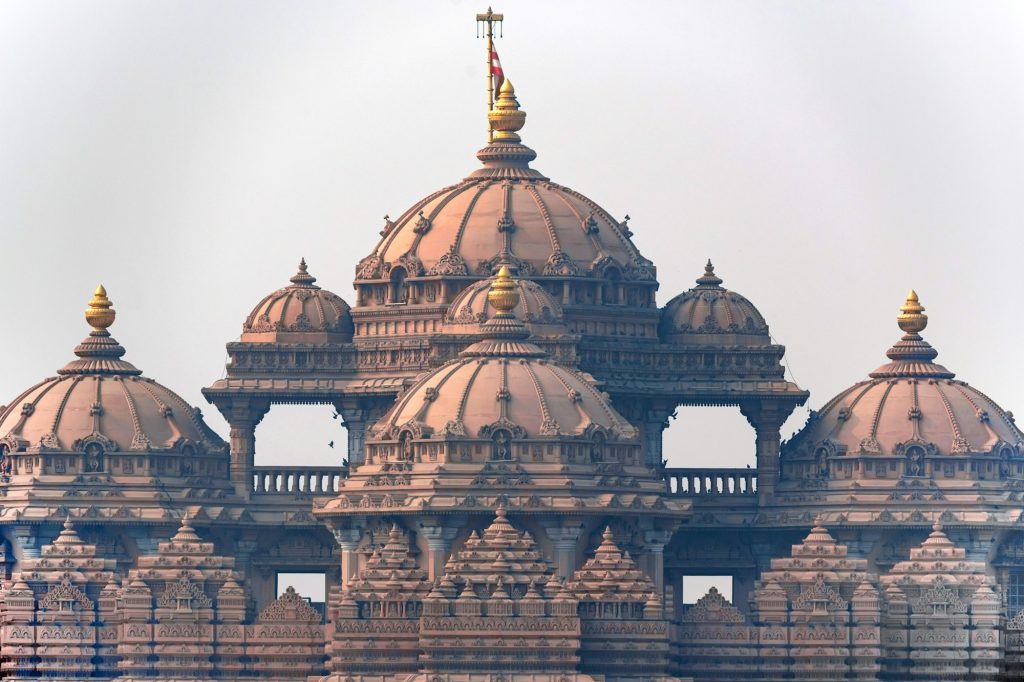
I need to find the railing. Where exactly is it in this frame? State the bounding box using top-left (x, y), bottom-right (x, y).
top-left (250, 465), bottom-right (754, 498)
top-left (252, 466), bottom-right (347, 495)
top-left (663, 468), bottom-right (757, 496)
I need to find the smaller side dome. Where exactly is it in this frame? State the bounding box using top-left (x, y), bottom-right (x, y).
top-left (443, 274), bottom-right (565, 337)
top-left (0, 286), bottom-right (227, 459)
top-left (659, 260), bottom-right (770, 346)
top-left (784, 291), bottom-right (1024, 470)
top-left (242, 259), bottom-right (353, 344)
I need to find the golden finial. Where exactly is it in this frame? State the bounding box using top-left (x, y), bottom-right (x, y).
top-left (488, 79), bottom-right (526, 143)
top-left (487, 265), bottom-right (520, 316)
top-left (85, 284), bottom-right (116, 333)
top-left (897, 289), bottom-right (927, 335)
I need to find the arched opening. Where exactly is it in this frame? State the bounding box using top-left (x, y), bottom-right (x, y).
top-left (254, 405), bottom-right (346, 468)
top-left (389, 267), bottom-right (408, 305)
top-left (589, 431), bottom-right (606, 463)
top-left (83, 441), bottom-right (105, 473)
top-left (903, 444), bottom-right (926, 477)
top-left (398, 430), bottom-right (415, 462)
top-left (601, 268), bottom-right (622, 305)
top-left (663, 406), bottom-right (757, 470)
top-left (490, 429), bottom-right (512, 461)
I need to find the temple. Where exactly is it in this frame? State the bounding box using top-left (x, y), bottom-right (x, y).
top-left (1, 11), bottom-right (1022, 682)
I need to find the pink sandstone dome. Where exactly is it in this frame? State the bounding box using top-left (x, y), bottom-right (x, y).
top-left (355, 82), bottom-right (655, 283)
top-left (659, 260), bottom-right (771, 346)
top-left (784, 291), bottom-right (1024, 464)
top-left (242, 259), bottom-right (353, 344)
top-left (371, 271), bottom-right (635, 442)
top-left (0, 287), bottom-right (226, 457)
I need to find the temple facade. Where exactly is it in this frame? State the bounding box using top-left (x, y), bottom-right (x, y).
top-left (1, 15), bottom-right (1022, 682)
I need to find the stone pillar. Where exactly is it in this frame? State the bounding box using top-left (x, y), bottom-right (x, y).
top-left (544, 524), bottom-right (584, 579)
top-left (214, 398), bottom-right (270, 500)
top-left (614, 398), bottom-right (675, 468)
top-left (642, 529), bottom-right (673, 603)
top-left (741, 400), bottom-right (792, 504)
top-left (124, 525), bottom-right (165, 565)
top-left (12, 526), bottom-right (45, 559)
top-left (336, 398), bottom-right (390, 468)
top-left (332, 528), bottom-right (363, 590)
top-left (419, 524), bottom-right (461, 582)
top-left (235, 537), bottom-right (260, 617)
top-left (669, 570), bottom-right (685, 621)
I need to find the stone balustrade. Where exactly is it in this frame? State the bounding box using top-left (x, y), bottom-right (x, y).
top-left (664, 467), bottom-right (757, 496)
top-left (252, 466), bottom-right (347, 495)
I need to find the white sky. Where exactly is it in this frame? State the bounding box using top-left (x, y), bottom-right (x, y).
top-left (1, 1), bottom-right (1022, 469)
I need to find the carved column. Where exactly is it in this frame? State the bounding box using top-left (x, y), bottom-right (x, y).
top-left (543, 523), bottom-right (584, 579)
top-left (221, 398), bottom-right (270, 500)
top-left (335, 397), bottom-right (390, 468)
top-left (642, 405), bottom-right (675, 468)
top-left (126, 527), bottom-right (161, 557)
top-left (611, 397), bottom-right (676, 468)
top-left (332, 528), bottom-right (363, 590)
top-left (419, 523), bottom-right (461, 582)
top-left (12, 526), bottom-right (45, 559)
top-left (741, 400), bottom-right (792, 504)
top-left (642, 528), bottom-right (673, 603)
top-left (235, 537), bottom-right (260, 618)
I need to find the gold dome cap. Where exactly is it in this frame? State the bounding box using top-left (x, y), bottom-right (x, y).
top-left (870, 290), bottom-right (952, 379)
top-left (60, 285), bottom-right (141, 376)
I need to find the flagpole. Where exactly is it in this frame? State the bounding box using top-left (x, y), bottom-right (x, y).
top-left (476, 8), bottom-right (503, 144)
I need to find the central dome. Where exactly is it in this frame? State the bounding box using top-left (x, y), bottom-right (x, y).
top-left (356, 81), bottom-right (655, 283)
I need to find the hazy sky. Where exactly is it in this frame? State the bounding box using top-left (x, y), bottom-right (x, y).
top-left (1, 1), bottom-right (1022, 469)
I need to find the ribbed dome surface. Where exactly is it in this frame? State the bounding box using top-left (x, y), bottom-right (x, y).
top-left (371, 355), bottom-right (636, 441)
top-left (0, 374), bottom-right (225, 454)
top-left (357, 180), bottom-right (654, 282)
top-left (243, 259), bottom-right (353, 343)
top-left (660, 261), bottom-right (770, 345)
top-left (789, 377), bottom-right (1022, 459)
top-left (0, 286), bottom-right (226, 456)
top-left (444, 274), bottom-right (564, 335)
top-left (785, 292), bottom-right (1023, 461)
top-left (373, 267), bottom-right (635, 441)
top-left (355, 83), bottom-right (653, 284)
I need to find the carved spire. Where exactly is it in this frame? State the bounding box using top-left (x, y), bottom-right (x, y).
top-left (58, 285), bottom-right (141, 376)
top-left (170, 515), bottom-right (202, 543)
top-left (870, 290), bottom-right (954, 379)
top-left (52, 516), bottom-right (86, 547)
top-left (288, 258), bottom-right (319, 287)
top-left (695, 260), bottom-right (724, 289)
